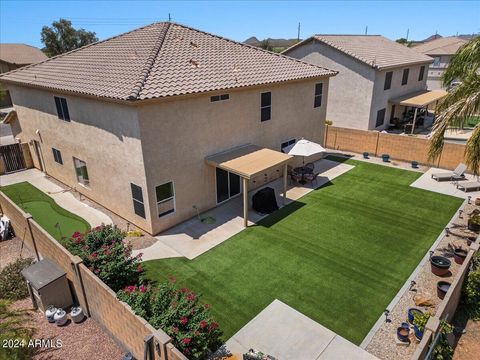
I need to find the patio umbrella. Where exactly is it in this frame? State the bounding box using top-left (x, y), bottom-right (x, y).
top-left (284, 138), bottom-right (326, 165)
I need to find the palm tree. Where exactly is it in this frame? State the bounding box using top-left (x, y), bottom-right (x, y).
top-left (0, 300), bottom-right (33, 360)
top-left (428, 36), bottom-right (480, 176)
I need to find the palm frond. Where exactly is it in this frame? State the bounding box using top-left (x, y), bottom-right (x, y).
top-left (442, 36), bottom-right (480, 87)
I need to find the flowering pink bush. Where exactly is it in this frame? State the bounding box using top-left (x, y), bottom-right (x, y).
top-left (66, 225), bottom-right (142, 291)
top-left (117, 279), bottom-right (222, 359)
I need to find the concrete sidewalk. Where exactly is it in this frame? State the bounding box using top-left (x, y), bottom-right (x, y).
top-left (0, 169), bottom-right (112, 227)
top-left (222, 300), bottom-right (378, 360)
top-left (135, 159), bottom-right (354, 261)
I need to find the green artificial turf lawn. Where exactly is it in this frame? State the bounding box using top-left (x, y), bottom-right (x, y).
top-left (144, 157), bottom-right (464, 344)
top-left (0, 182), bottom-right (90, 244)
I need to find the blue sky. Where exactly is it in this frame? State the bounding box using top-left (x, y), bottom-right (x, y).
top-left (1, 0), bottom-right (479, 48)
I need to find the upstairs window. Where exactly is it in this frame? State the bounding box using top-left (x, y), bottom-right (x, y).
top-left (260, 92), bottom-right (271, 122)
top-left (131, 183), bottom-right (146, 219)
top-left (54, 96), bottom-right (70, 121)
top-left (433, 57), bottom-right (441, 67)
top-left (210, 94), bottom-right (229, 102)
top-left (281, 139), bottom-right (296, 153)
top-left (52, 148), bottom-right (63, 165)
top-left (418, 66), bottom-right (425, 81)
top-left (376, 108), bottom-right (386, 127)
top-left (401, 69), bottom-right (409, 85)
top-left (156, 182), bottom-right (175, 217)
top-left (314, 83), bottom-right (323, 108)
top-left (384, 71), bottom-right (393, 90)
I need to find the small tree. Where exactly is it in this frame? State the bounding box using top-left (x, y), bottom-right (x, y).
top-left (66, 225), bottom-right (142, 292)
top-left (41, 18), bottom-right (98, 57)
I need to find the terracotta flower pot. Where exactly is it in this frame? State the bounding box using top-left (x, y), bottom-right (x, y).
top-left (454, 248), bottom-right (468, 264)
top-left (430, 256), bottom-right (451, 276)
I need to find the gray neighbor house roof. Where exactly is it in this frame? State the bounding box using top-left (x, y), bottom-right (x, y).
top-left (413, 36), bottom-right (468, 56)
top-left (0, 22), bottom-right (336, 102)
top-left (283, 35), bottom-right (433, 70)
top-left (0, 44), bottom-right (48, 65)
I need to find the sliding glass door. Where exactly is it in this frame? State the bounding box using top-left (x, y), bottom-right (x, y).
top-left (216, 168), bottom-right (241, 204)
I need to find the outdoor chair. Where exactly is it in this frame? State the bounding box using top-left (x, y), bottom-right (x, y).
top-left (431, 163), bottom-right (467, 182)
top-left (305, 162), bottom-right (315, 171)
top-left (304, 172), bottom-right (318, 185)
top-left (290, 172), bottom-right (302, 183)
top-left (456, 181), bottom-right (480, 192)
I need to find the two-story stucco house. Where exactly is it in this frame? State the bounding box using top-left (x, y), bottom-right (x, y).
top-left (413, 37), bottom-right (468, 90)
top-left (283, 35), bottom-right (434, 130)
top-left (0, 22), bottom-right (336, 235)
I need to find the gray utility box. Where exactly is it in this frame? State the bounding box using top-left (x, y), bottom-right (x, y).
top-left (21, 259), bottom-right (73, 312)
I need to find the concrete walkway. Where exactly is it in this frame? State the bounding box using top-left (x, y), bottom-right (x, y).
top-left (221, 300), bottom-right (378, 360)
top-left (410, 167), bottom-right (480, 199)
top-left (135, 159), bottom-right (354, 261)
top-left (0, 169), bottom-right (112, 227)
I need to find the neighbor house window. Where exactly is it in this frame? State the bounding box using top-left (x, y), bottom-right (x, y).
top-left (210, 94), bottom-right (229, 102)
top-left (418, 66), bottom-right (425, 81)
top-left (433, 57), bottom-right (441, 67)
top-left (52, 148), bottom-right (63, 165)
top-left (384, 71), bottom-right (393, 90)
top-left (376, 108), bottom-right (386, 127)
top-left (156, 182), bottom-right (175, 217)
top-left (314, 83), bottom-right (323, 108)
top-left (54, 96), bottom-right (70, 121)
top-left (260, 92), bottom-right (271, 121)
top-left (281, 139), bottom-right (296, 153)
top-left (73, 157), bottom-right (89, 187)
top-left (130, 183), bottom-right (145, 218)
top-left (401, 69), bottom-right (409, 85)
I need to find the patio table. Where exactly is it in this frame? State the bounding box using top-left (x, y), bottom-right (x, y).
top-left (293, 166), bottom-right (313, 184)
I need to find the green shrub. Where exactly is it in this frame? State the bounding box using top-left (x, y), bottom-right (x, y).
top-left (117, 285), bottom-right (152, 319)
top-left (118, 280), bottom-right (222, 359)
top-left (432, 320), bottom-right (454, 360)
top-left (413, 312), bottom-right (430, 332)
top-left (0, 300), bottom-right (33, 360)
top-left (468, 215), bottom-right (480, 227)
top-left (66, 225), bottom-right (142, 292)
top-left (464, 268), bottom-right (480, 320)
top-left (0, 258), bottom-right (34, 301)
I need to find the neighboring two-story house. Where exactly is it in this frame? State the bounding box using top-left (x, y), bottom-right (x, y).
top-left (0, 43), bottom-right (47, 107)
top-left (413, 37), bottom-right (468, 90)
top-left (0, 22), bottom-right (336, 235)
top-left (283, 35), bottom-right (434, 130)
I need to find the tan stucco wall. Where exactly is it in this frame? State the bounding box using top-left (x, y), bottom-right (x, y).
top-left (138, 78), bottom-right (330, 234)
top-left (6, 84), bottom-right (152, 232)
top-left (371, 65), bottom-right (428, 129)
top-left (286, 40), bottom-right (375, 130)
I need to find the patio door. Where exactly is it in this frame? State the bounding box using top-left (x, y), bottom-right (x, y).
top-left (216, 168), bottom-right (241, 204)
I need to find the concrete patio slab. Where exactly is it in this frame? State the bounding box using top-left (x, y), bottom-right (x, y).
top-left (223, 299), bottom-right (378, 360)
top-left (135, 159), bottom-right (354, 261)
top-left (410, 168), bottom-right (480, 199)
top-left (0, 168), bottom-right (112, 227)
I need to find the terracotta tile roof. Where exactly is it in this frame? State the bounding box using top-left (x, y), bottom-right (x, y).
top-left (413, 37), bottom-right (468, 56)
top-left (0, 44), bottom-right (48, 65)
top-left (284, 35), bottom-right (433, 70)
top-left (0, 23), bottom-right (336, 101)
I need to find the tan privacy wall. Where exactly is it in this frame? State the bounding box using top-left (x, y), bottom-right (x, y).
top-left (325, 126), bottom-right (473, 171)
top-left (0, 191), bottom-right (186, 360)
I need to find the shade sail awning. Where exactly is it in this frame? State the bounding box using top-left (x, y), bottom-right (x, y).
top-left (205, 144), bottom-right (293, 179)
top-left (390, 90), bottom-right (447, 107)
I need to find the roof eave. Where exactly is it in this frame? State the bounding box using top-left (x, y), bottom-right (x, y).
top-left (375, 59), bottom-right (434, 71)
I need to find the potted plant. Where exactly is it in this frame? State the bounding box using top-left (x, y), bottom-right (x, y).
top-left (407, 308), bottom-right (423, 324)
top-left (454, 248), bottom-right (468, 264)
top-left (468, 215), bottom-right (480, 232)
top-left (437, 281), bottom-right (451, 300)
top-left (397, 322), bottom-right (410, 343)
top-left (430, 255), bottom-right (451, 276)
top-left (413, 312), bottom-right (430, 341)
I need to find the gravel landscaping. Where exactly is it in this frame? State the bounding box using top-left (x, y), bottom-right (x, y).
top-left (365, 201), bottom-right (479, 360)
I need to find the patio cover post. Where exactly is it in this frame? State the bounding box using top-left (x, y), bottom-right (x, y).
top-left (243, 177), bottom-right (248, 227)
top-left (411, 107), bottom-right (418, 135)
top-left (283, 164), bottom-right (288, 206)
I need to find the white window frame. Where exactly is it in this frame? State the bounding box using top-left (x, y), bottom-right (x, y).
top-left (73, 157), bottom-right (90, 188)
top-left (156, 181), bottom-right (176, 218)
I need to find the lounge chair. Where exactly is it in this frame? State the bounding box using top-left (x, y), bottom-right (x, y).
top-left (431, 163), bottom-right (467, 182)
top-left (457, 181), bottom-right (480, 192)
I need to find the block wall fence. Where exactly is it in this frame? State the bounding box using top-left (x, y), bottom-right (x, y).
top-left (324, 126), bottom-right (474, 172)
top-left (0, 191), bottom-right (187, 360)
